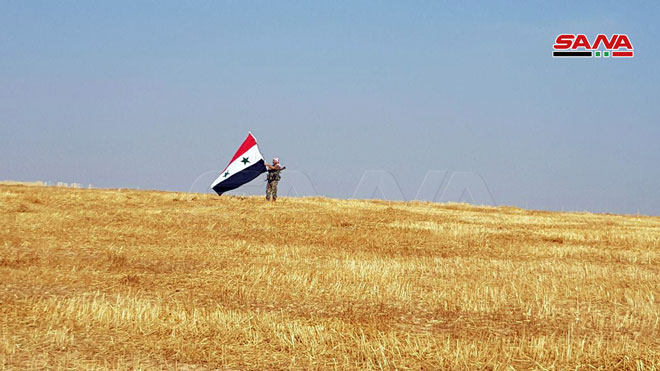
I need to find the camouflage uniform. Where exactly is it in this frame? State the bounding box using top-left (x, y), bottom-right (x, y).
top-left (265, 164), bottom-right (282, 201)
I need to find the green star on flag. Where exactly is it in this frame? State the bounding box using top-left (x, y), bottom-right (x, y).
top-left (223, 171), bottom-right (230, 178)
top-left (241, 157), bottom-right (250, 165)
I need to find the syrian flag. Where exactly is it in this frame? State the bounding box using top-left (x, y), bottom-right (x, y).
top-left (210, 132), bottom-right (267, 195)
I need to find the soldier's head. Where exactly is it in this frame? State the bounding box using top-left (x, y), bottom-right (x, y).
top-left (272, 157), bottom-right (280, 165)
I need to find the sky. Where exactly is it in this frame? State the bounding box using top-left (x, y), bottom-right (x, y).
top-left (1, 1), bottom-right (659, 215)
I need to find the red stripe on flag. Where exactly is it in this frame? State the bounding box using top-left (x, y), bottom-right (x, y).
top-left (222, 133), bottom-right (258, 172)
top-left (229, 133), bottom-right (257, 163)
top-left (612, 51), bottom-right (633, 57)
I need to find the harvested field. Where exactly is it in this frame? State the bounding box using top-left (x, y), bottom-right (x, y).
top-left (1, 184), bottom-right (659, 369)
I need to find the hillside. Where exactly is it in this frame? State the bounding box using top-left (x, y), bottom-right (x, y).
top-left (2, 184), bottom-right (660, 369)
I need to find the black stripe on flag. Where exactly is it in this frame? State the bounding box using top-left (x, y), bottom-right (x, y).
top-left (212, 160), bottom-right (266, 195)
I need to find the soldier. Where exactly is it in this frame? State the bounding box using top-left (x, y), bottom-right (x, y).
top-left (265, 157), bottom-right (283, 201)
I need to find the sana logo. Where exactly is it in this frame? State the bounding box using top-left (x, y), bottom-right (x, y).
top-left (553, 34), bottom-right (634, 58)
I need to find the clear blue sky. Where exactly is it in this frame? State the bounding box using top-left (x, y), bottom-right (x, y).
top-left (2, 1), bottom-right (659, 215)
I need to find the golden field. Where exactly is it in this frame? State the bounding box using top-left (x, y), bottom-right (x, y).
top-left (1, 184), bottom-right (660, 369)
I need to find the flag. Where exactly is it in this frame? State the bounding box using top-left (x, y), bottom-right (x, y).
top-left (210, 132), bottom-right (266, 195)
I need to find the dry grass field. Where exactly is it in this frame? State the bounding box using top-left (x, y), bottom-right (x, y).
top-left (1, 184), bottom-right (660, 369)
